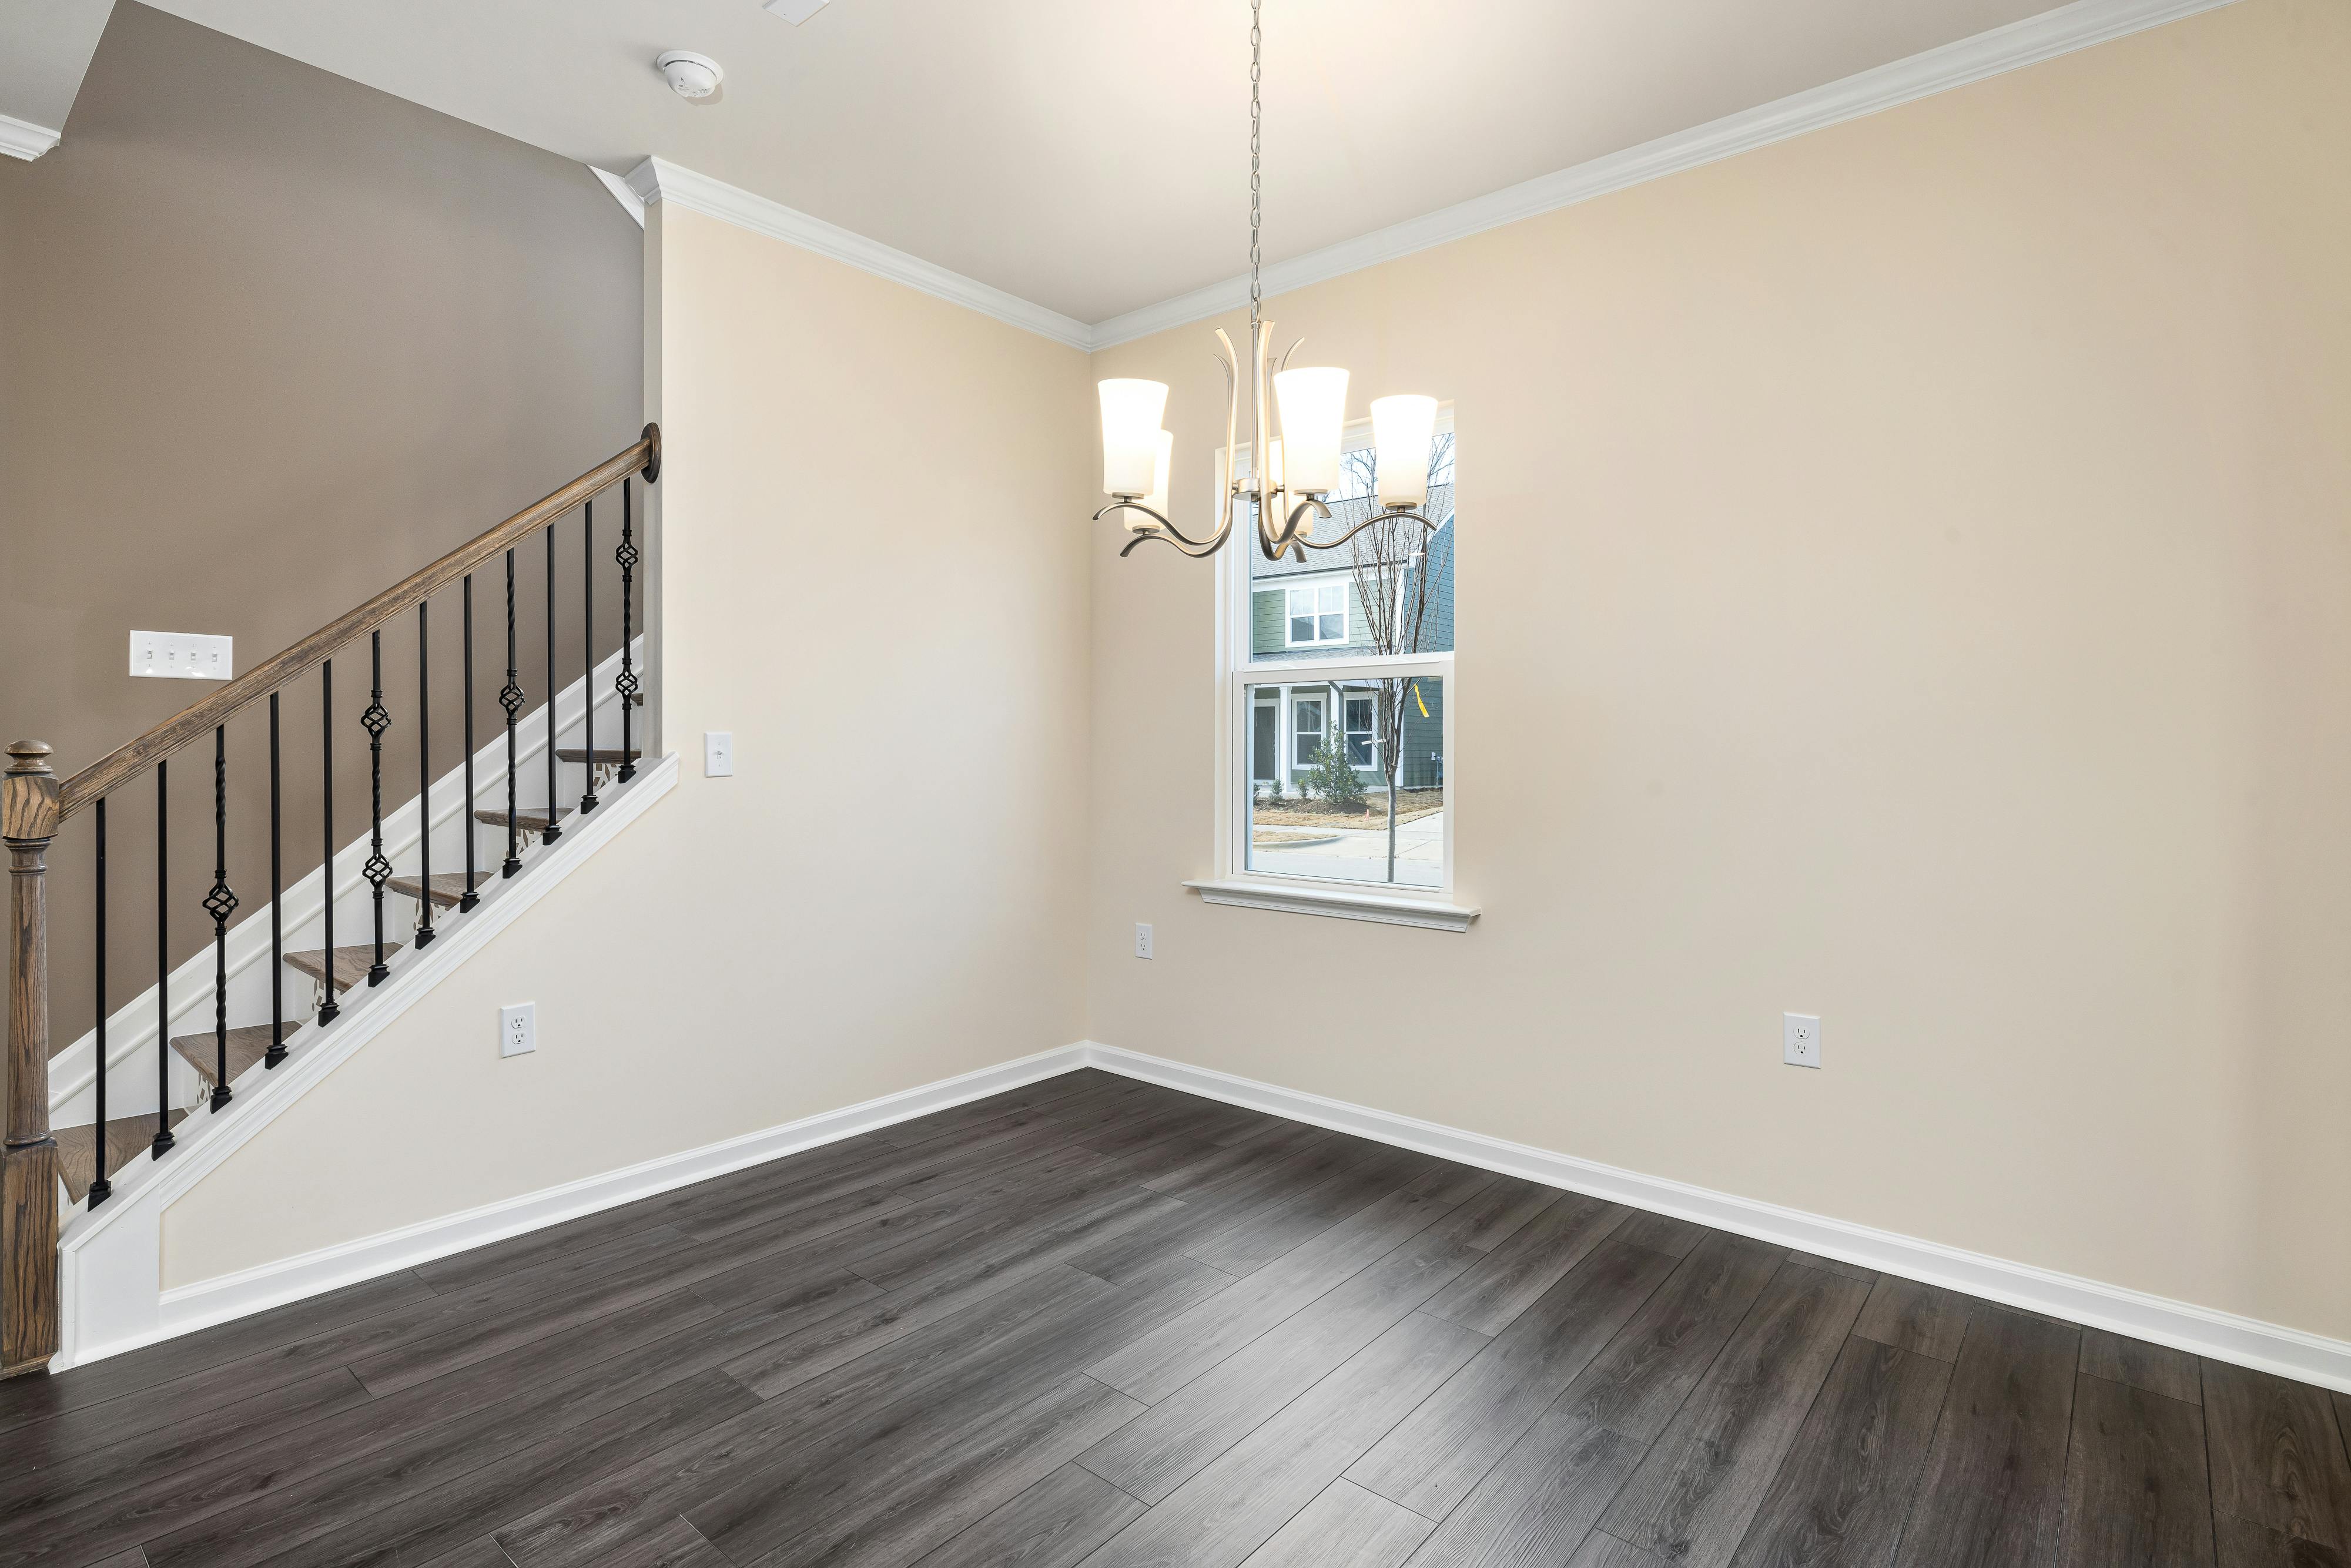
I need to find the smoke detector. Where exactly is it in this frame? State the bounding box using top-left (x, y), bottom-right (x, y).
top-left (655, 51), bottom-right (724, 100)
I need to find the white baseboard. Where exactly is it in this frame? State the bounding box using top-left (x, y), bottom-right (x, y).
top-left (1077, 1042), bottom-right (2351, 1396)
top-left (58, 1041), bottom-right (1089, 1370)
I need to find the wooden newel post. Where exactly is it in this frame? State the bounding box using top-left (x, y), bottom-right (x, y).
top-left (2, 740), bottom-right (61, 1378)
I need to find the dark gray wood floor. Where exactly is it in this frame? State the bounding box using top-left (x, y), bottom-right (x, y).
top-left (5, 1068), bottom-right (2347, 1568)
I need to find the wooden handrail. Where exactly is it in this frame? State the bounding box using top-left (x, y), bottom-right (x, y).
top-left (55, 424), bottom-right (661, 823)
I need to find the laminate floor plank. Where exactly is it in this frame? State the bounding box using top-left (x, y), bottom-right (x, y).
top-left (1401, 1408), bottom-right (1646, 1568)
top-left (1424, 1193), bottom-right (1630, 1338)
top-left (2060, 1372), bottom-right (2214, 1568)
top-left (2203, 1359), bottom-right (2351, 1554)
top-left (1786, 1252), bottom-right (1880, 1285)
top-left (1615, 1214), bottom-right (1707, 1259)
top-left (1599, 1264), bottom-right (1871, 1568)
top-left (1078, 1194), bottom-right (1496, 1502)
top-left (1725, 1336), bottom-right (1951, 1568)
top-left (1087, 1178), bottom-right (1466, 1405)
top-left (2212, 1515), bottom-right (2351, 1568)
top-left (1143, 1122), bottom-right (1336, 1198)
top-left (1549, 1233), bottom-right (1789, 1445)
top-left (1077, 1312), bottom-right (1488, 1568)
top-left (1891, 1306), bottom-right (2079, 1568)
top-left (1345, 1239), bottom-right (1682, 1520)
top-left (911, 1464), bottom-right (1147, 1568)
top-left (1853, 1278), bottom-right (1972, 1365)
top-left (2079, 1328), bottom-right (2202, 1406)
top-left (1240, 1480), bottom-right (1438, 1568)
top-left (1184, 1145), bottom-right (1439, 1277)
top-left (1568, 1535), bottom-right (1676, 1567)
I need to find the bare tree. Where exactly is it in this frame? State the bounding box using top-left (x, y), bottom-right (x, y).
top-left (1341, 433), bottom-right (1453, 882)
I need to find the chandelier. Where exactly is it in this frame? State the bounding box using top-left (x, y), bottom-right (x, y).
top-left (1094, 0), bottom-right (1445, 562)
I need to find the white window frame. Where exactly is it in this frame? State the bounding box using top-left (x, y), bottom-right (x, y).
top-left (1341, 688), bottom-right (1379, 769)
top-left (1190, 411), bottom-right (1475, 931)
top-left (1284, 581), bottom-right (1350, 648)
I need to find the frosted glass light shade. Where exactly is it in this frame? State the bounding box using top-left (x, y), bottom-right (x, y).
top-left (1099, 378), bottom-right (1169, 495)
top-left (1127, 429), bottom-right (1173, 532)
top-left (1370, 395), bottom-right (1438, 510)
top-left (1274, 367), bottom-right (1348, 495)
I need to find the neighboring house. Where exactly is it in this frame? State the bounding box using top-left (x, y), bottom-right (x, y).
top-left (1246, 483), bottom-right (1453, 797)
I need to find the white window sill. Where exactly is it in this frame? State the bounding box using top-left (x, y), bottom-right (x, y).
top-left (1182, 879), bottom-right (1481, 933)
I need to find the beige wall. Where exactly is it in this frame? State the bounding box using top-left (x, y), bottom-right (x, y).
top-left (161, 203), bottom-right (1096, 1284)
top-left (0, 2), bottom-right (642, 1049)
top-left (1086, 0), bottom-right (2351, 1342)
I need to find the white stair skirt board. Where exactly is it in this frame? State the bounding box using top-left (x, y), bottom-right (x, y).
top-left (61, 1033), bottom-right (2350, 1397)
top-left (46, 638), bottom-right (646, 1128)
top-left (1078, 1044), bottom-right (2351, 1398)
top-left (54, 752), bottom-right (682, 1371)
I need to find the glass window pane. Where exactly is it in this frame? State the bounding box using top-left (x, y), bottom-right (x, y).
top-left (1290, 615), bottom-right (1315, 643)
top-left (1318, 612), bottom-right (1344, 641)
top-left (1248, 677), bottom-right (1445, 890)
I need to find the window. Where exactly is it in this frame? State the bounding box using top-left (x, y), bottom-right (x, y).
top-left (1291, 693), bottom-right (1326, 768)
top-left (1285, 584), bottom-right (1348, 646)
top-left (1343, 692), bottom-right (1377, 766)
top-left (1221, 414), bottom-right (1461, 907)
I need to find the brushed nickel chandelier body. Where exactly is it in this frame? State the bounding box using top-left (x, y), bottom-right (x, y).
top-left (1094, 0), bottom-right (1446, 562)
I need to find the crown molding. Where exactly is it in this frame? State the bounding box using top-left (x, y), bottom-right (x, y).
top-left (0, 111), bottom-right (63, 161)
top-left (1086, 0), bottom-right (2245, 349)
top-left (625, 155), bottom-right (1093, 350)
top-left (590, 164), bottom-right (645, 228)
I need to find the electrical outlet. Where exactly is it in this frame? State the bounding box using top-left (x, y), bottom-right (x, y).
top-left (704, 731), bottom-right (734, 777)
top-left (500, 1002), bottom-right (537, 1058)
top-left (129, 630), bottom-right (233, 681)
top-left (1783, 1013), bottom-right (1820, 1068)
top-left (1134, 923), bottom-right (1154, 960)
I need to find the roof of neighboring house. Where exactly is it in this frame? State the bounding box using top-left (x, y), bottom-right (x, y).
top-left (1247, 483), bottom-right (1455, 582)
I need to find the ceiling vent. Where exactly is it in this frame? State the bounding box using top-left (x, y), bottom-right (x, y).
top-left (764, 0), bottom-right (831, 24)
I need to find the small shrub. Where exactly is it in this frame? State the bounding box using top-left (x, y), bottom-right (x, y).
top-left (1307, 738), bottom-right (1367, 813)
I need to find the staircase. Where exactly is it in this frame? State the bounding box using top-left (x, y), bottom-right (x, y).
top-left (1, 427), bottom-right (661, 1378)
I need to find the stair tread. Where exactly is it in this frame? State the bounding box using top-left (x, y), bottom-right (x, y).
top-left (284, 944), bottom-right (387, 993)
top-left (473, 807), bottom-right (574, 830)
top-left (168, 1024), bottom-right (282, 1085)
top-left (555, 748), bottom-right (642, 763)
top-left (56, 1111), bottom-right (190, 1204)
top-left (387, 873), bottom-right (474, 908)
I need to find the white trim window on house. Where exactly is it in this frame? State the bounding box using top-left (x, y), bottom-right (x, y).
top-left (1191, 412), bottom-right (1477, 931)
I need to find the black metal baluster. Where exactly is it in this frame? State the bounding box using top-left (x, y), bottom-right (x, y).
top-left (152, 762), bottom-right (173, 1157)
top-left (267, 693), bottom-right (284, 1067)
top-left (415, 602), bottom-right (435, 949)
top-left (205, 727), bottom-right (237, 1110)
top-left (617, 479), bottom-right (638, 782)
top-left (580, 499), bottom-right (598, 816)
top-left (542, 522), bottom-right (562, 845)
top-left (461, 575), bottom-right (479, 911)
top-left (362, 631), bottom-right (392, 984)
top-left (320, 661), bottom-right (337, 1024)
top-left (90, 798), bottom-right (110, 1205)
top-left (501, 550), bottom-right (523, 877)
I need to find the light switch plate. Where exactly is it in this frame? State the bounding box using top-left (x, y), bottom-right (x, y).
top-left (1783, 1013), bottom-right (1820, 1068)
top-left (501, 1002), bottom-right (537, 1058)
top-left (705, 732), bottom-right (734, 777)
top-left (129, 630), bottom-right (233, 681)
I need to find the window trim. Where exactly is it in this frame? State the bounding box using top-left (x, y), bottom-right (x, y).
top-left (1284, 582), bottom-right (1349, 648)
top-left (1207, 413), bottom-right (1471, 923)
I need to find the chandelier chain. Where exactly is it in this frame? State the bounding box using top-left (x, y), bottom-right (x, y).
top-left (1248, 0), bottom-right (1262, 342)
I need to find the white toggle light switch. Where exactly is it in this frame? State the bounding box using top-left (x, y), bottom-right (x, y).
top-left (705, 732), bottom-right (734, 777)
top-left (129, 631), bottom-right (234, 680)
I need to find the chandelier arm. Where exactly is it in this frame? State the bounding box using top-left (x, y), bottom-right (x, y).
top-left (1094, 500), bottom-right (1231, 555)
top-left (1295, 507), bottom-right (1444, 554)
top-left (1120, 526), bottom-right (1228, 560)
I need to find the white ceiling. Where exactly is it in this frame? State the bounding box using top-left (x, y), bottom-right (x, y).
top-left (138, 0), bottom-right (2062, 324)
top-left (0, 0), bottom-right (113, 134)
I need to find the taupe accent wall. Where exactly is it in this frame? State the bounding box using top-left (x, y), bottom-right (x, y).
top-left (0, 3), bottom-right (642, 1046)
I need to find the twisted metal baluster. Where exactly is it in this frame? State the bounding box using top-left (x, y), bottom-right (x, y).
top-left (580, 499), bottom-right (597, 815)
top-left (415, 601), bottom-right (435, 948)
top-left (320, 660), bottom-right (338, 1024)
top-left (617, 480), bottom-right (638, 782)
top-left (361, 632), bottom-right (392, 985)
top-left (501, 550), bottom-right (524, 877)
top-left (542, 523), bottom-right (562, 844)
top-left (152, 762), bottom-right (173, 1157)
top-left (90, 798), bottom-right (110, 1204)
top-left (204, 726), bottom-right (237, 1109)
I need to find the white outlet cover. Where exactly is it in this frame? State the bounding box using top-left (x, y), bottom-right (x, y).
top-left (129, 630), bottom-right (233, 680)
top-left (1134, 922), bottom-right (1154, 960)
top-left (1783, 1012), bottom-right (1821, 1068)
top-left (500, 1001), bottom-right (537, 1058)
top-left (704, 731), bottom-right (734, 777)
